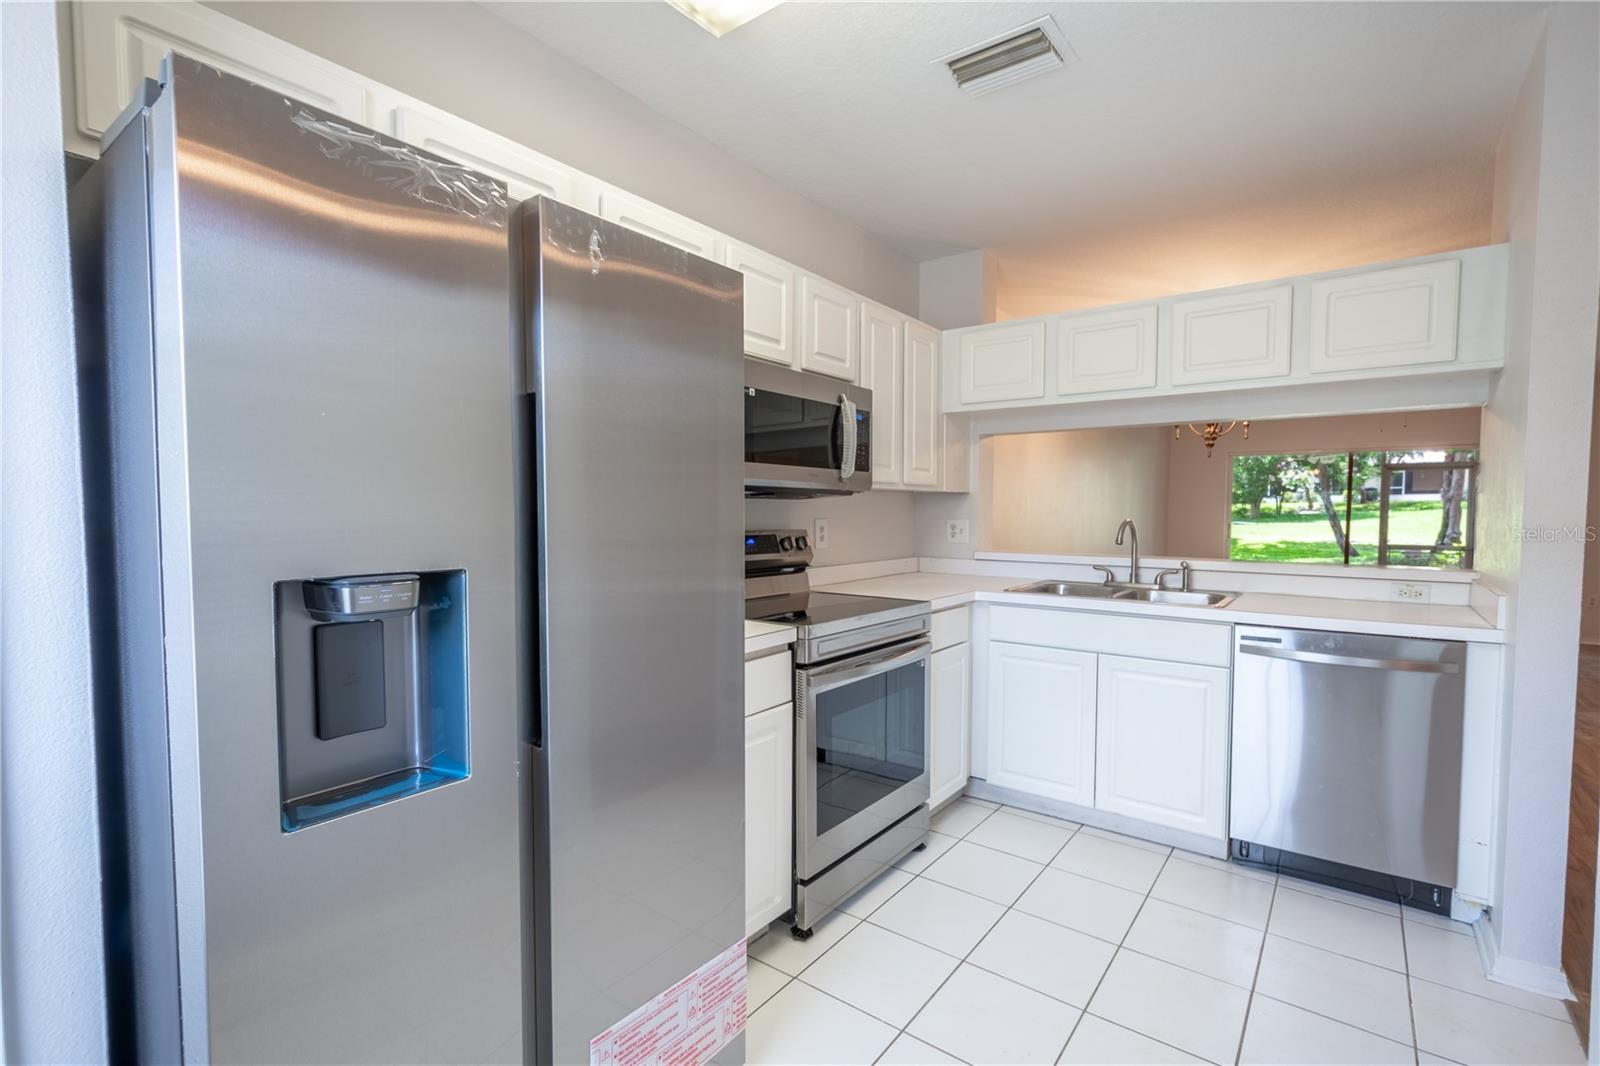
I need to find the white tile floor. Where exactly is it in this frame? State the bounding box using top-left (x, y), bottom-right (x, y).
top-left (746, 797), bottom-right (1586, 1066)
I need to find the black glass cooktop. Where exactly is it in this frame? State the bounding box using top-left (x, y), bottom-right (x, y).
top-left (745, 590), bottom-right (920, 627)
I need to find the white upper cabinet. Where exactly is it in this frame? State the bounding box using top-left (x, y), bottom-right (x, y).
top-left (902, 322), bottom-right (941, 488)
top-left (985, 642), bottom-right (1097, 807)
top-left (595, 186), bottom-right (720, 259)
top-left (1309, 259), bottom-right (1461, 374)
top-left (940, 247), bottom-right (1504, 415)
top-left (1170, 283), bottom-right (1293, 386)
top-left (1054, 304), bottom-right (1159, 396)
top-left (67, 0), bottom-right (372, 154)
top-left (390, 105), bottom-right (580, 205)
top-left (723, 241), bottom-right (797, 367)
top-left (958, 322), bottom-right (1046, 405)
top-left (859, 302), bottom-right (904, 485)
top-left (1094, 656), bottom-right (1230, 840)
top-left (799, 275), bottom-right (860, 381)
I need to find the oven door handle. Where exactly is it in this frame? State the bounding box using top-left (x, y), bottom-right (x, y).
top-left (802, 639), bottom-right (930, 693)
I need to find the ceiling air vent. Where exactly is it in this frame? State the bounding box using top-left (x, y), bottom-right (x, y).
top-left (939, 17), bottom-right (1074, 97)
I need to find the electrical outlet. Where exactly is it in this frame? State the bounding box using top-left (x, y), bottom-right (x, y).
top-left (1391, 582), bottom-right (1431, 603)
top-left (1587, 595), bottom-right (1598, 610)
top-left (946, 519), bottom-right (970, 544)
top-left (813, 518), bottom-right (830, 551)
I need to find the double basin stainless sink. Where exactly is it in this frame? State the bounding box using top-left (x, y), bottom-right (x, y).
top-left (1007, 580), bottom-right (1238, 609)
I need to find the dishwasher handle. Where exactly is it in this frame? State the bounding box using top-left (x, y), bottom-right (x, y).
top-left (1238, 643), bottom-right (1460, 675)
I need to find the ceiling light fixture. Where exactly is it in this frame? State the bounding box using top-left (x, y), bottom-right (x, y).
top-left (935, 16), bottom-right (1076, 97)
top-left (1175, 420), bottom-right (1249, 457)
top-left (666, 0), bottom-right (782, 37)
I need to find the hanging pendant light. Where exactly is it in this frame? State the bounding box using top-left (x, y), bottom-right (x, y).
top-left (1173, 420), bottom-right (1249, 457)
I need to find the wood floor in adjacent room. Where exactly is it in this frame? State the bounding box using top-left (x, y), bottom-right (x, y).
top-left (1565, 645), bottom-right (1600, 1050)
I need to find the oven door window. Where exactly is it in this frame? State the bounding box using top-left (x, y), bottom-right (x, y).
top-left (813, 658), bottom-right (926, 836)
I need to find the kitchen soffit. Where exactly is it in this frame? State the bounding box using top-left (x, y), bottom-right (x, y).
top-left (479, 1), bottom-right (1544, 261)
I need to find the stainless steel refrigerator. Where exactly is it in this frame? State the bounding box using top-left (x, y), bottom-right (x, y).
top-left (73, 55), bottom-right (745, 1065)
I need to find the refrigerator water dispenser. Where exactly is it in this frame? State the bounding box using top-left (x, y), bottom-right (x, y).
top-left (274, 571), bottom-right (469, 831)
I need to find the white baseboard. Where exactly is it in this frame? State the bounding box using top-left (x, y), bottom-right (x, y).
top-left (962, 779), bottom-right (1228, 859)
top-left (1475, 913), bottom-right (1575, 1001)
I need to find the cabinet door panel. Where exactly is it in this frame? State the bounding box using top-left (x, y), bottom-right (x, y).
top-left (930, 644), bottom-right (971, 808)
top-left (71, 0), bottom-right (370, 152)
top-left (985, 643), bottom-right (1096, 806)
top-left (1170, 285), bottom-right (1293, 386)
top-left (724, 241), bottom-right (797, 366)
top-left (1055, 304), bottom-right (1158, 395)
top-left (859, 302), bottom-right (904, 485)
top-left (1094, 656), bottom-right (1229, 839)
top-left (745, 703), bottom-right (794, 937)
top-left (596, 187), bottom-right (720, 258)
top-left (903, 321), bottom-right (941, 487)
top-left (390, 105), bottom-right (579, 204)
top-left (1309, 259), bottom-right (1460, 374)
top-left (800, 276), bottom-right (860, 380)
top-left (958, 323), bottom-right (1046, 404)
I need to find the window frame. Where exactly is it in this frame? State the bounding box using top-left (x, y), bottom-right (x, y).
top-left (1226, 444), bottom-right (1478, 570)
top-left (1376, 450), bottom-right (1477, 570)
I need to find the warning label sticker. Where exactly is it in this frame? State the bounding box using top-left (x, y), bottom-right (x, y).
top-left (590, 938), bottom-right (748, 1066)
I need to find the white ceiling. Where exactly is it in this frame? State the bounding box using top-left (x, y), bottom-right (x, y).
top-left (483, 1), bottom-right (1543, 279)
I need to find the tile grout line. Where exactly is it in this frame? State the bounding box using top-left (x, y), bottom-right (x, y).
top-left (1232, 873), bottom-right (1278, 1065)
top-left (1055, 846), bottom-right (1177, 1062)
top-left (1248, 989), bottom-right (1420, 1054)
top-left (889, 808), bottom-right (1285, 1063)
top-left (1259, 928), bottom-right (1410, 978)
top-left (879, 804), bottom-right (1076, 1064)
top-left (754, 794), bottom-right (1012, 992)
top-left (755, 803), bottom-right (1562, 1065)
top-left (1399, 908), bottom-right (1421, 1066)
top-left (1407, 970), bottom-right (1585, 1027)
top-left (868, 799), bottom-right (1008, 1064)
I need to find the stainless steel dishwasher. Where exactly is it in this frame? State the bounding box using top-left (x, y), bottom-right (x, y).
top-left (1229, 625), bottom-right (1467, 912)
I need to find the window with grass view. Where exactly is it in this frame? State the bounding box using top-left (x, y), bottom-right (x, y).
top-left (1229, 449), bottom-right (1476, 568)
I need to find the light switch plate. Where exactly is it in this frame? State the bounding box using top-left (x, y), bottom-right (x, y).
top-left (947, 519), bottom-right (970, 544)
top-left (813, 518), bottom-right (830, 551)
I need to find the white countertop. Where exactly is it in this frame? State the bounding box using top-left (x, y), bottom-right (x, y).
top-left (815, 572), bottom-right (1504, 644)
top-left (744, 619), bottom-right (796, 654)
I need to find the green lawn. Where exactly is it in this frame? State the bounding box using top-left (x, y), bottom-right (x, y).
top-left (1229, 500), bottom-right (1469, 567)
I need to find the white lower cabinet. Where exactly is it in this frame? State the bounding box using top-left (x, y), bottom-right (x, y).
top-left (985, 642), bottom-right (1097, 806)
top-left (1094, 656), bottom-right (1230, 839)
top-left (744, 701), bottom-right (793, 938)
top-left (929, 642), bottom-right (971, 808)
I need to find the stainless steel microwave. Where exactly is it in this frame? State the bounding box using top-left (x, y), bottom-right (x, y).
top-left (744, 360), bottom-right (872, 498)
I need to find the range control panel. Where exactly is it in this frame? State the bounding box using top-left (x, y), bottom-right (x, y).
top-left (744, 528), bottom-right (813, 573)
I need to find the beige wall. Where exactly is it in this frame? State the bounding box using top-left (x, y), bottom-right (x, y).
top-left (1478, 4), bottom-right (1599, 975)
top-left (1164, 408), bottom-right (1483, 559)
top-left (1585, 369), bottom-right (1600, 644)
top-left (744, 490), bottom-right (915, 568)
top-left (982, 427), bottom-right (1171, 556)
top-left (992, 159), bottom-right (1495, 319)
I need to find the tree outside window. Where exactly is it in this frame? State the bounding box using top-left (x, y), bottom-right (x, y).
top-left (1229, 448), bottom-right (1476, 569)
